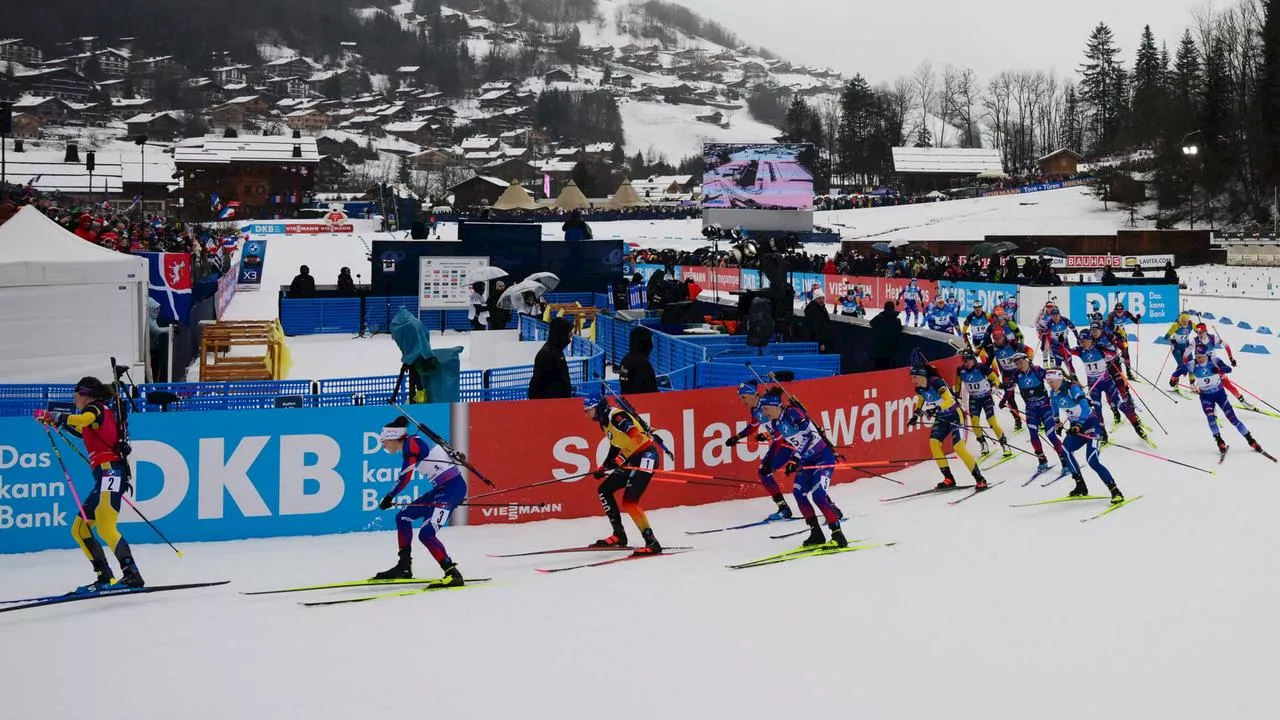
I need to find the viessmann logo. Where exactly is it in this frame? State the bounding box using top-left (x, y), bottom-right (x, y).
top-left (481, 503), bottom-right (565, 521)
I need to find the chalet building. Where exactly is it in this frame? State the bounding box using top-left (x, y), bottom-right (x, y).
top-left (15, 68), bottom-right (95, 102)
top-left (0, 38), bottom-right (43, 65)
top-left (125, 110), bottom-right (183, 140)
top-left (12, 95), bottom-right (73, 122)
top-left (284, 108), bottom-right (330, 134)
top-left (174, 134), bottom-right (319, 220)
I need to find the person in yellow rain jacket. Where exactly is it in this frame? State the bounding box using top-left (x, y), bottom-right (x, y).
top-left (908, 362), bottom-right (989, 492)
top-left (34, 377), bottom-right (144, 593)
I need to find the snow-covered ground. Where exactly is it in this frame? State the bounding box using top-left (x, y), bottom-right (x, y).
top-left (4, 321), bottom-right (1280, 720)
top-left (618, 97), bottom-right (781, 158)
top-left (1181, 264), bottom-right (1280, 300)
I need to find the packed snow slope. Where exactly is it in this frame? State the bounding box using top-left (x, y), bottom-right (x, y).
top-left (4, 295), bottom-right (1280, 720)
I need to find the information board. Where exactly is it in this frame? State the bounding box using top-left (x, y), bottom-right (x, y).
top-left (418, 256), bottom-right (490, 311)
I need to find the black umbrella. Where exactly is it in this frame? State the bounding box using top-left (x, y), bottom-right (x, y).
top-left (991, 241), bottom-right (1020, 254)
top-left (871, 242), bottom-right (892, 254)
top-left (1036, 247), bottom-right (1067, 258)
top-left (969, 242), bottom-right (998, 257)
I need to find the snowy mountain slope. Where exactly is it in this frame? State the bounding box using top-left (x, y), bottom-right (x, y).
top-left (619, 96), bottom-right (780, 157)
top-left (3, 318), bottom-right (1279, 720)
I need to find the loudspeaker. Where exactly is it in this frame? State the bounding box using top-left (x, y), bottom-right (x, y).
top-left (0, 103), bottom-right (11, 135)
top-left (86, 151), bottom-right (95, 173)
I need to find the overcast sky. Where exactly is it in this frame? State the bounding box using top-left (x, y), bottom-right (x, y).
top-left (674, 0), bottom-right (1198, 85)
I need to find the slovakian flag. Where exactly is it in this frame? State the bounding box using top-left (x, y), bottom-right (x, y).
top-left (138, 252), bottom-right (192, 323)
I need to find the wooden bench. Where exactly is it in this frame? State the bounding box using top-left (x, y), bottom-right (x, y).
top-left (200, 321), bottom-right (283, 381)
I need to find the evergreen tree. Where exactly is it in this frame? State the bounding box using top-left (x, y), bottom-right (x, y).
top-left (1260, 0), bottom-right (1280, 186)
top-left (1200, 31), bottom-right (1230, 214)
top-left (1130, 25), bottom-right (1163, 148)
top-left (1060, 84), bottom-right (1083, 152)
top-left (836, 74), bottom-right (876, 182)
top-left (913, 125), bottom-right (932, 147)
top-left (1079, 22), bottom-right (1124, 153)
top-left (1171, 29), bottom-right (1202, 141)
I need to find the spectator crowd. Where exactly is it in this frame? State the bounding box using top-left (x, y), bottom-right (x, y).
top-left (0, 182), bottom-right (238, 281)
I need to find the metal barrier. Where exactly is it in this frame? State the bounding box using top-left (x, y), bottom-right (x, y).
top-left (710, 342), bottom-right (822, 358)
top-left (280, 297), bottom-right (362, 335)
top-left (694, 361), bottom-right (836, 389)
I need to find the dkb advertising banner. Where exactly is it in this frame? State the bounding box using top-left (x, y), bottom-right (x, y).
top-left (939, 281), bottom-right (1019, 310)
top-left (0, 404), bottom-right (449, 554)
top-left (1068, 284), bottom-right (1179, 324)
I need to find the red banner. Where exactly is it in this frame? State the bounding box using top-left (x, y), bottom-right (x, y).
top-left (465, 366), bottom-right (956, 525)
top-left (820, 275), bottom-right (938, 310)
top-left (678, 265), bottom-right (742, 294)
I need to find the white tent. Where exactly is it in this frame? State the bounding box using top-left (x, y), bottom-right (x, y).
top-left (0, 206), bottom-right (150, 383)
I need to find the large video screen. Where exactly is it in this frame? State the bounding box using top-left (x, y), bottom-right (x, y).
top-left (701, 143), bottom-right (815, 211)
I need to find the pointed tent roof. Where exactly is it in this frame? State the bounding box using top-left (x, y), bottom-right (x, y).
top-left (605, 179), bottom-right (648, 209)
top-left (492, 180), bottom-right (538, 211)
top-left (554, 179), bottom-right (590, 211)
top-left (0, 206), bottom-right (148, 287)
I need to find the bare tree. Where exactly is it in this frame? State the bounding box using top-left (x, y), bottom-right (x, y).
top-left (939, 64), bottom-right (961, 148)
top-left (912, 61), bottom-right (936, 145)
top-left (944, 66), bottom-right (982, 148)
top-left (982, 71), bottom-right (1014, 168)
top-left (816, 93), bottom-right (843, 185)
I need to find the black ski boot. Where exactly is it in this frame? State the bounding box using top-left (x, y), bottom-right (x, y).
top-left (977, 439), bottom-right (990, 457)
top-left (1112, 411), bottom-right (1122, 426)
top-left (829, 523), bottom-right (848, 548)
top-left (75, 559), bottom-right (115, 595)
top-left (999, 435), bottom-right (1013, 457)
top-left (634, 528), bottom-right (663, 555)
top-left (1108, 484), bottom-right (1125, 505)
top-left (1246, 433), bottom-right (1263, 452)
top-left (373, 546), bottom-right (413, 580)
top-left (1013, 417), bottom-right (1025, 432)
top-left (767, 495), bottom-right (793, 522)
top-left (973, 470), bottom-right (989, 491)
top-left (1215, 434), bottom-right (1228, 454)
top-left (801, 518), bottom-right (827, 547)
top-left (591, 531), bottom-right (628, 548)
top-left (935, 467), bottom-right (957, 490)
top-left (433, 561), bottom-right (464, 587)
top-left (1068, 474), bottom-right (1090, 497)
top-left (114, 539), bottom-right (144, 589)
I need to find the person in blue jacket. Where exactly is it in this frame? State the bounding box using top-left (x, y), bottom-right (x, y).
top-left (1045, 369), bottom-right (1125, 503)
top-left (1189, 348), bottom-right (1265, 456)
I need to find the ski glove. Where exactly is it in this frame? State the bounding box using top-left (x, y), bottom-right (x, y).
top-left (724, 435), bottom-right (739, 447)
top-left (592, 467), bottom-right (608, 480)
top-left (33, 409), bottom-right (65, 425)
top-left (1231, 357), bottom-right (1238, 367)
top-left (1067, 425), bottom-right (1082, 436)
top-left (907, 411), bottom-right (921, 428)
top-left (784, 460), bottom-right (799, 476)
top-left (379, 494), bottom-right (395, 510)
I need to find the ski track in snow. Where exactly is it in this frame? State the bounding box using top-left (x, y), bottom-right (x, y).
top-left (3, 317), bottom-right (1280, 719)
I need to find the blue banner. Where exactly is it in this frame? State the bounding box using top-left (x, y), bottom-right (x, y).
top-left (137, 251), bottom-right (193, 324)
top-left (0, 404), bottom-right (450, 554)
top-left (740, 269), bottom-right (764, 290)
top-left (790, 272), bottom-right (824, 301)
top-left (939, 281), bottom-right (1019, 311)
top-left (1068, 284), bottom-right (1179, 324)
top-left (240, 223), bottom-right (287, 235)
top-left (630, 263), bottom-right (668, 282)
top-left (237, 238), bottom-right (268, 288)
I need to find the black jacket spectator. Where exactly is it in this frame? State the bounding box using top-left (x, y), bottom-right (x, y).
top-left (562, 210), bottom-right (594, 241)
top-left (528, 317), bottom-right (574, 399)
top-left (620, 326), bottom-right (659, 394)
top-left (289, 265), bottom-right (316, 297)
top-left (1163, 262), bottom-right (1179, 284)
top-left (488, 281), bottom-right (511, 330)
top-left (1100, 266), bottom-right (1118, 286)
top-left (803, 293), bottom-right (833, 353)
top-left (870, 302), bottom-right (902, 370)
top-left (337, 267), bottom-right (357, 295)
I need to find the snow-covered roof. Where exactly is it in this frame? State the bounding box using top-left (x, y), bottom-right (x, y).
top-left (124, 111), bottom-right (178, 124)
top-left (1, 150), bottom-right (124, 193)
top-left (477, 89), bottom-right (513, 101)
top-left (384, 120), bottom-right (429, 132)
top-left (396, 65), bottom-right (420, 73)
top-left (173, 135), bottom-right (320, 165)
top-left (891, 147), bottom-right (1004, 175)
top-left (539, 160), bottom-right (578, 173)
top-left (13, 96), bottom-right (61, 108)
top-left (461, 136), bottom-right (498, 150)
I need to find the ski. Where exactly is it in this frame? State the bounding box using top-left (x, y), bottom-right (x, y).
top-left (1080, 495), bottom-right (1144, 522)
top-left (1041, 467), bottom-right (1073, 487)
top-left (0, 581), bottom-right (229, 614)
top-left (880, 484), bottom-right (973, 502)
top-left (1254, 447), bottom-right (1278, 463)
top-left (981, 452), bottom-right (1018, 471)
top-left (536, 548), bottom-right (693, 574)
top-left (1109, 417), bottom-right (1125, 432)
top-left (1021, 464), bottom-right (1057, 487)
top-left (242, 578), bottom-right (443, 596)
top-left (1235, 402), bottom-right (1280, 420)
top-left (948, 480), bottom-right (1007, 505)
top-left (684, 517), bottom-right (798, 536)
top-left (487, 545), bottom-right (637, 558)
top-left (1010, 495), bottom-right (1110, 508)
top-left (729, 542), bottom-right (895, 570)
top-left (299, 578), bottom-right (492, 607)
top-left (1219, 446), bottom-right (1229, 464)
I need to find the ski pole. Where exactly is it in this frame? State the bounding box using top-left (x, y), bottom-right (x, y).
top-left (405, 500), bottom-right (554, 509)
top-left (1228, 382), bottom-right (1280, 416)
top-left (1123, 380), bottom-right (1168, 435)
top-left (621, 467), bottom-right (757, 485)
top-left (53, 428), bottom-right (183, 556)
top-left (1080, 433), bottom-right (1215, 475)
top-left (1131, 366), bottom-right (1181, 405)
top-left (390, 402), bottom-right (496, 487)
top-left (744, 362), bottom-right (845, 460)
top-left (468, 470), bottom-right (597, 500)
top-left (43, 426), bottom-right (90, 524)
top-left (120, 494), bottom-right (184, 558)
top-left (1155, 345), bottom-right (1172, 385)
